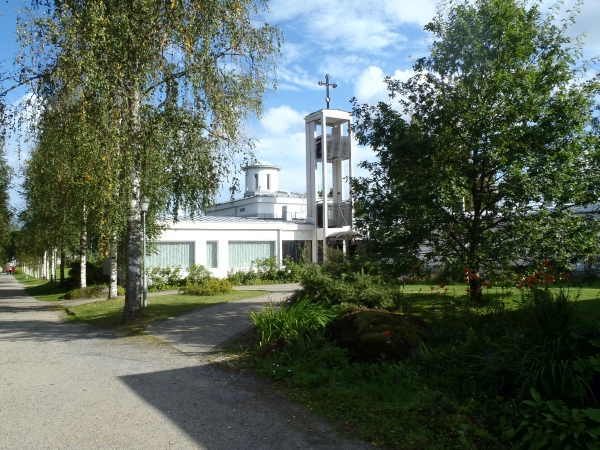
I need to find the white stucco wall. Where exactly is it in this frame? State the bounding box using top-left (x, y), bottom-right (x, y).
top-left (206, 196), bottom-right (307, 219)
top-left (156, 219), bottom-right (313, 278)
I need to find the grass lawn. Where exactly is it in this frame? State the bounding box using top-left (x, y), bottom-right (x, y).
top-left (13, 271), bottom-right (73, 301)
top-left (397, 282), bottom-right (600, 320)
top-left (63, 290), bottom-right (269, 332)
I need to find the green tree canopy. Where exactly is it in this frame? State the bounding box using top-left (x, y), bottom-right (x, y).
top-left (15, 0), bottom-right (281, 319)
top-left (351, 0), bottom-right (600, 299)
top-left (0, 142), bottom-right (13, 261)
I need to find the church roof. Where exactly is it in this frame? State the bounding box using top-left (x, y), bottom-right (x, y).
top-left (253, 190), bottom-right (305, 199)
top-left (163, 215), bottom-right (306, 224)
top-left (242, 159), bottom-right (281, 171)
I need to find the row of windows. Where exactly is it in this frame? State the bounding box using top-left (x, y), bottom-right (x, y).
top-left (146, 241), bottom-right (276, 270)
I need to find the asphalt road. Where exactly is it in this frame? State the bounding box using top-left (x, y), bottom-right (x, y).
top-left (0, 275), bottom-right (370, 450)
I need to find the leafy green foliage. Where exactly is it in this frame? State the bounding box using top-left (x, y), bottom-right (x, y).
top-left (185, 264), bottom-right (213, 285)
top-left (183, 278), bottom-right (232, 296)
top-left (67, 261), bottom-right (105, 287)
top-left (329, 309), bottom-right (429, 363)
top-left (291, 263), bottom-right (403, 309)
top-left (251, 263), bottom-right (600, 447)
top-left (226, 256), bottom-right (305, 285)
top-left (0, 145), bottom-right (13, 255)
top-left (252, 334), bottom-right (501, 449)
top-left (351, 0), bottom-right (600, 299)
top-left (502, 388), bottom-right (600, 450)
top-left (14, 0), bottom-right (282, 321)
top-left (147, 266), bottom-right (183, 292)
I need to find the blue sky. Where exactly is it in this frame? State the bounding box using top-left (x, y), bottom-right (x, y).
top-left (1, 0), bottom-right (599, 207)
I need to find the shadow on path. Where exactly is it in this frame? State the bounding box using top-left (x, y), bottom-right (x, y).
top-left (119, 365), bottom-right (369, 450)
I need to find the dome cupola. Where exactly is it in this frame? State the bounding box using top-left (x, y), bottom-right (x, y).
top-left (242, 159), bottom-right (281, 197)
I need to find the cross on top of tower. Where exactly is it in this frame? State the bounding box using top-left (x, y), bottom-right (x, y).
top-left (318, 74), bottom-right (337, 109)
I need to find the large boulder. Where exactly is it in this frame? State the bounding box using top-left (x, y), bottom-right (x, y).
top-left (328, 308), bottom-right (429, 363)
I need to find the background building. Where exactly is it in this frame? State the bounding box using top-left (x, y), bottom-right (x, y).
top-left (150, 108), bottom-right (356, 277)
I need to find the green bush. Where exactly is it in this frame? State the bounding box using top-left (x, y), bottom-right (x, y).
top-left (418, 287), bottom-right (600, 408)
top-left (186, 264), bottom-right (213, 284)
top-left (68, 261), bottom-right (106, 286)
top-left (183, 278), bottom-right (233, 296)
top-left (147, 266), bottom-right (183, 292)
top-left (250, 297), bottom-right (338, 350)
top-left (64, 285), bottom-right (109, 300)
top-left (291, 263), bottom-right (402, 309)
top-left (226, 256), bottom-right (306, 285)
top-left (502, 388), bottom-right (600, 450)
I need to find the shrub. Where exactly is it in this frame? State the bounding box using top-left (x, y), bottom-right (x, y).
top-left (68, 261), bottom-right (105, 286)
top-left (226, 256), bottom-right (306, 285)
top-left (291, 263), bottom-right (402, 309)
top-left (279, 255), bottom-right (303, 282)
top-left (253, 256), bottom-right (278, 280)
top-left (184, 278), bottom-right (232, 296)
top-left (64, 285), bottom-right (109, 300)
top-left (227, 267), bottom-right (261, 285)
top-left (147, 266), bottom-right (182, 292)
top-left (502, 388), bottom-right (600, 450)
top-left (186, 264), bottom-right (212, 284)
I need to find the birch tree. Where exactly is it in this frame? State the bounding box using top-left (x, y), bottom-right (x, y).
top-left (17, 0), bottom-right (281, 320)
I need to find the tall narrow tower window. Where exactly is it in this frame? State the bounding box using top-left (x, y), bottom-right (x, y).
top-left (254, 174), bottom-right (258, 190)
top-left (267, 174), bottom-right (271, 190)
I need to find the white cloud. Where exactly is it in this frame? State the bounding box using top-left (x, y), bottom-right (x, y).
top-left (260, 105), bottom-right (307, 137)
top-left (277, 65), bottom-right (321, 91)
top-left (353, 66), bottom-right (413, 105)
top-left (317, 55), bottom-right (374, 83)
top-left (268, 0), bottom-right (437, 53)
top-left (282, 42), bottom-right (304, 63)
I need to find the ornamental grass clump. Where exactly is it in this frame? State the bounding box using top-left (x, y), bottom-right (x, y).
top-left (250, 297), bottom-right (338, 351)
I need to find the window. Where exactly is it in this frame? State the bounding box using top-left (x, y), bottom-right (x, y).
top-left (147, 242), bottom-right (194, 269)
top-left (228, 241), bottom-right (275, 268)
top-left (254, 173), bottom-right (259, 190)
top-left (206, 241), bottom-right (218, 268)
top-left (239, 207), bottom-right (245, 212)
top-left (267, 174), bottom-right (271, 190)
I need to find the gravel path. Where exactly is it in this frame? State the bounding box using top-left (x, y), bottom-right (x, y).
top-left (0, 275), bottom-right (369, 449)
top-left (145, 285), bottom-right (299, 356)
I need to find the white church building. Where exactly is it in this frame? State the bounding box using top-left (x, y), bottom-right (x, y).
top-left (148, 108), bottom-right (357, 278)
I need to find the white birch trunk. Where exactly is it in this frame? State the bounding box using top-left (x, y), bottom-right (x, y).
top-left (109, 236), bottom-right (118, 298)
top-left (123, 90), bottom-right (143, 322)
top-left (42, 251), bottom-right (47, 279)
top-left (80, 212), bottom-right (87, 289)
top-left (50, 250), bottom-right (55, 282)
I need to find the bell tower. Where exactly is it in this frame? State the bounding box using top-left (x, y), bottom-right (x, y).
top-left (305, 86), bottom-right (354, 262)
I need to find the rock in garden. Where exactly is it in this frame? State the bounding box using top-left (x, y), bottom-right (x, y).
top-left (328, 308), bottom-right (429, 363)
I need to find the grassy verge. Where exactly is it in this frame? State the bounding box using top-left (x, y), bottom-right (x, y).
top-left (63, 290), bottom-right (268, 332)
top-left (13, 271), bottom-right (73, 301)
